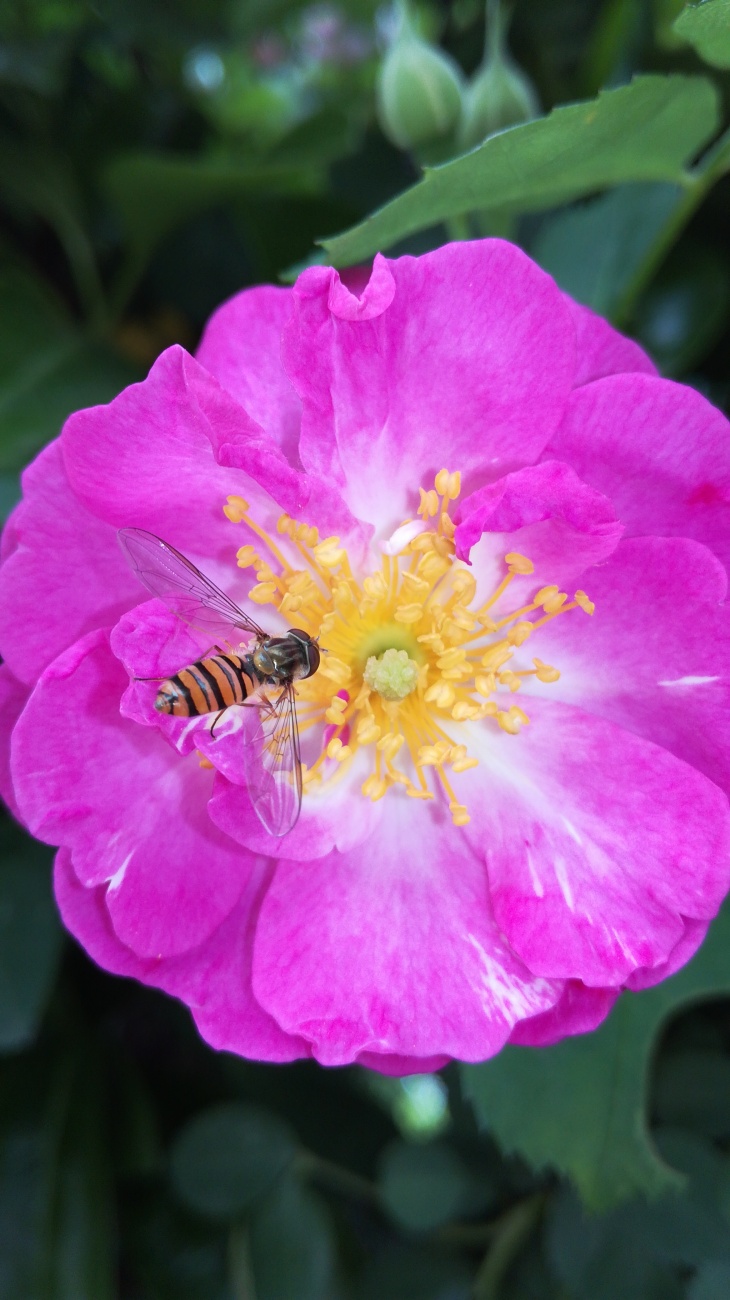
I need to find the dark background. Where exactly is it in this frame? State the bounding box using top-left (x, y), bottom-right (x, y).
top-left (1, 2), bottom-right (730, 1296)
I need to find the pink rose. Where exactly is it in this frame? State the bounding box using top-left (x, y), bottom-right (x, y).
top-left (2, 240), bottom-right (729, 1074)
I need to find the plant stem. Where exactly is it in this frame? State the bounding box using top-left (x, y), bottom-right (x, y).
top-left (613, 121), bottom-right (730, 327)
top-left (472, 1192), bottom-right (546, 1300)
top-left (296, 1150), bottom-right (380, 1204)
top-left (229, 1225), bottom-right (257, 1300)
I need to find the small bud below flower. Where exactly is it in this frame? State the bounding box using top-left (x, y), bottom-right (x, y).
top-left (458, 2), bottom-right (539, 151)
top-left (377, 5), bottom-right (464, 151)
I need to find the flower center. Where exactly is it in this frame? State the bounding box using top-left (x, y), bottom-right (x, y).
top-left (222, 469), bottom-right (594, 827)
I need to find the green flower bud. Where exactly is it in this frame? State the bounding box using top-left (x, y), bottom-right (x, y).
top-left (377, 4), bottom-right (464, 151)
top-left (458, 1), bottom-right (539, 151)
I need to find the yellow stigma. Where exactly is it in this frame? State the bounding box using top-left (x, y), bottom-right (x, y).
top-left (223, 470), bottom-right (593, 828)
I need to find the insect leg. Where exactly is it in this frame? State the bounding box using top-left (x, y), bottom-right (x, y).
top-left (210, 709), bottom-right (226, 738)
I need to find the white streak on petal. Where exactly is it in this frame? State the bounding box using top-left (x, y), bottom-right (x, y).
top-left (526, 847), bottom-right (544, 897)
top-left (107, 850), bottom-right (133, 892)
top-left (380, 520), bottom-right (428, 555)
top-left (658, 675), bottom-right (720, 687)
top-left (466, 934), bottom-right (553, 1021)
top-left (553, 855), bottom-right (575, 911)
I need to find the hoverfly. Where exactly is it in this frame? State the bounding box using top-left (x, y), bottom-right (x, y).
top-left (117, 528), bottom-right (321, 837)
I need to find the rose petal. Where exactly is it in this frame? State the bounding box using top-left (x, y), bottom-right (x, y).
top-left (252, 799), bottom-right (563, 1065)
top-left (0, 441), bottom-right (140, 684)
top-left (283, 241), bottom-right (576, 531)
top-left (196, 284), bottom-right (302, 463)
top-left (565, 296), bottom-right (657, 386)
top-left (545, 373), bottom-right (730, 569)
top-left (518, 535), bottom-right (730, 796)
top-left (457, 698), bottom-right (730, 985)
top-left (54, 848), bottom-right (309, 1062)
top-left (12, 629), bottom-right (252, 957)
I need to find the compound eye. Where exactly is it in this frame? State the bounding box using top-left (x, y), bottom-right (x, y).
top-left (306, 642), bottom-right (321, 677)
top-left (287, 627), bottom-right (309, 641)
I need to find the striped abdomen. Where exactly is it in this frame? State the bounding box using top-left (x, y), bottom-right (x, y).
top-left (154, 653), bottom-right (256, 717)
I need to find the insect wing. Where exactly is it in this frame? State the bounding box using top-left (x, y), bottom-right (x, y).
top-left (241, 687), bottom-right (303, 837)
top-left (118, 528), bottom-right (265, 643)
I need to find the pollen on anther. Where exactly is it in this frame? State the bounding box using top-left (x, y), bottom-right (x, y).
top-left (223, 495), bottom-right (249, 522)
top-left (575, 590), bottom-right (595, 615)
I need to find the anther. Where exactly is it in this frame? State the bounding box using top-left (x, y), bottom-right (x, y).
top-left (424, 681), bottom-right (456, 709)
top-left (497, 706), bottom-right (530, 734)
top-left (533, 658), bottom-right (560, 683)
top-left (481, 641), bottom-right (513, 670)
top-left (236, 545), bottom-right (259, 568)
top-left (314, 537), bottom-right (345, 567)
top-left (505, 552), bottom-right (534, 575)
top-left (223, 495), bottom-right (249, 522)
top-left (327, 737), bottom-right (352, 761)
top-left (249, 581), bottom-right (278, 604)
top-left (507, 621), bottom-right (533, 646)
top-left (575, 590), bottom-right (595, 615)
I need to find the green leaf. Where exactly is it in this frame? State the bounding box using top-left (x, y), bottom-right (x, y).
top-left (547, 1181), bottom-right (730, 1300)
top-left (169, 1102), bottom-right (297, 1220)
top-left (320, 75), bottom-right (719, 266)
top-left (532, 182), bottom-right (682, 320)
top-left (48, 1051), bottom-right (117, 1300)
top-left (126, 1191), bottom-right (230, 1300)
top-left (248, 1175), bottom-right (334, 1300)
top-left (358, 1243), bottom-right (472, 1300)
top-left (0, 266), bottom-right (139, 474)
top-left (460, 900), bottom-right (730, 1210)
top-left (0, 1039), bottom-right (116, 1300)
top-left (377, 1139), bottom-right (472, 1233)
top-left (103, 150), bottom-right (332, 270)
top-left (689, 1262), bottom-right (730, 1300)
top-left (674, 0), bottom-right (730, 68)
top-left (0, 823), bottom-right (62, 1054)
top-left (632, 244), bottom-right (730, 374)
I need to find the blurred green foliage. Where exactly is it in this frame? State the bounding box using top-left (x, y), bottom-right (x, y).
top-left (2, 0), bottom-right (730, 1296)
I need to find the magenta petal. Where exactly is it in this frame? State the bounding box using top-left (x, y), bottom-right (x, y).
top-left (454, 459), bottom-right (622, 565)
top-left (0, 441), bottom-right (141, 684)
top-left (0, 666), bottom-right (29, 821)
top-left (460, 698), bottom-right (730, 984)
top-left (62, 344), bottom-right (360, 565)
top-left (624, 917), bottom-right (709, 991)
top-left (12, 629), bottom-right (251, 957)
top-left (196, 285), bottom-right (302, 462)
top-left (54, 849), bottom-right (309, 1062)
top-left (251, 805), bottom-right (562, 1065)
top-left (283, 241), bottom-right (576, 530)
top-left (355, 1051), bottom-right (451, 1076)
top-left (545, 373), bottom-right (730, 569)
top-left (508, 982), bottom-right (618, 1046)
top-left (565, 297), bottom-right (657, 386)
top-left (523, 536), bottom-right (730, 796)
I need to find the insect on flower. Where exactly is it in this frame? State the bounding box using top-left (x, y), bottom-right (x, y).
top-left (117, 528), bottom-right (321, 837)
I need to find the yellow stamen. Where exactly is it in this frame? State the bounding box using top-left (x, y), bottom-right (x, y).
top-left (219, 468), bottom-right (591, 828)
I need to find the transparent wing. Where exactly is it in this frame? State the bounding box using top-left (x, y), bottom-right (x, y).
top-left (241, 687), bottom-right (303, 837)
top-left (118, 527), bottom-right (265, 643)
